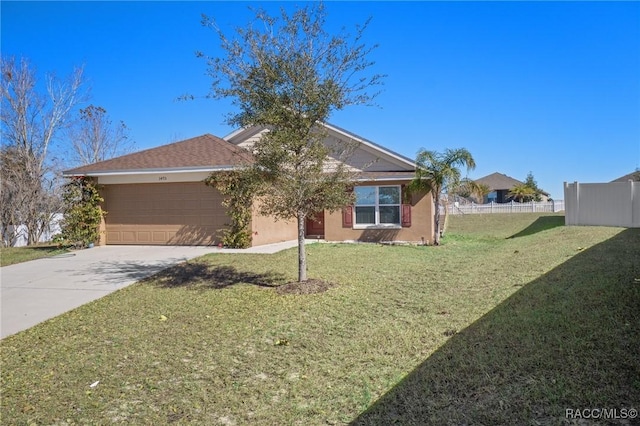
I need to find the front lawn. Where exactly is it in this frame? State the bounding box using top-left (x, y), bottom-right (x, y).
top-left (0, 245), bottom-right (68, 267)
top-left (1, 213), bottom-right (638, 424)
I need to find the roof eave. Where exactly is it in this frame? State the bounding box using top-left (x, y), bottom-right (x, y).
top-left (355, 176), bottom-right (414, 182)
top-left (62, 165), bottom-right (241, 177)
top-left (223, 125), bottom-right (263, 144)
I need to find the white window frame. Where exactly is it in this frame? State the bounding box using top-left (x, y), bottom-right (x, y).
top-left (353, 185), bottom-right (402, 229)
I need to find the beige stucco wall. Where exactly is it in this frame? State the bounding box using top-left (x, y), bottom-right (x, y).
top-left (324, 183), bottom-right (434, 244)
top-left (250, 202), bottom-right (298, 246)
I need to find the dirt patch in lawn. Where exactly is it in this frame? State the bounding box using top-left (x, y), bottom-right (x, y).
top-left (276, 279), bottom-right (336, 295)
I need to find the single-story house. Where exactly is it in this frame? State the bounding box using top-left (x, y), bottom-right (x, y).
top-left (474, 172), bottom-right (550, 203)
top-left (63, 123), bottom-right (434, 247)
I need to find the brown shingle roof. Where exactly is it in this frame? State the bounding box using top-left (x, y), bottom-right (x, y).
top-left (63, 134), bottom-right (252, 175)
top-left (474, 172), bottom-right (550, 196)
top-left (474, 172), bottom-right (524, 191)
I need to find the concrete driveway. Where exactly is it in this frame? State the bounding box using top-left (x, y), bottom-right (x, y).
top-left (0, 241), bottom-right (299, 339)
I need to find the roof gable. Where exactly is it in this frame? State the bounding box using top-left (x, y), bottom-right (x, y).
top-left (63, 134), bottom-right (252, 176)
top-left (322, 122), bottom-right (415, 169)
top-left (224, 122), bottom-right (416, 172)
top-left (474, 172), bottom-right (524, 191)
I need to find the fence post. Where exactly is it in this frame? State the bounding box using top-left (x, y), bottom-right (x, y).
top-left (629, 180), bottom-right (635, 228)
top-left (566, 181), bottom-right (580, 225)
top-left (575, 181), bottom-right (580, 224)
top-left (563, 183), bottom-right (567, 222)
top-left (633, 181), bottom-right (637, 227)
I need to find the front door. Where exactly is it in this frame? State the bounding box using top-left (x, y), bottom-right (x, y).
top-left (305, 211), bottom-right (325, 237)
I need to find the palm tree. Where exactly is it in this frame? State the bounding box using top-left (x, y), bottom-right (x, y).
top-left (454, 179), bottom-right (491, 204)
top-left (508, 184), bottom-right (536, 202)
top-left (473, 182), bottom-right (492, 204)
top-left (410, 148), bottom-right (476, 245)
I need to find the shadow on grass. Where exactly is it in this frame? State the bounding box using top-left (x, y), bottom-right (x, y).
top-left (24, 245), bottom-right (62, 251)
top-left (507, 215), bottom-right (565, 239)
top-left (352, 228), bottom-right (640, 425)
top-left (64, 258), bottom-right (194, 285)
top-left (147, 262), bottom-right (287, 290)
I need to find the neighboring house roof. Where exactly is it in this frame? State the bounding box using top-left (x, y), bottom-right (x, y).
top-left (63, 134), bottom-right (252, 176)
top-left (474, 172), bottom-right (550, 196)
top-left (611, 170), bottom-right (640, 182)
top-left (474, 172), bottom-right (524, 191)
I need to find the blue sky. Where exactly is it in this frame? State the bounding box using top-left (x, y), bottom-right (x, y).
top-left (2, 1), bottom-right (639, 199)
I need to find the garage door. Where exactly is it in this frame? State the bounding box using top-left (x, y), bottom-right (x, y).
top-left (102, 183), bottom-right (227, 245)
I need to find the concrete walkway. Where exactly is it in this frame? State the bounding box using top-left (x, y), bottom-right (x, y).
top-left (0, 240), bottom-right (302, 339)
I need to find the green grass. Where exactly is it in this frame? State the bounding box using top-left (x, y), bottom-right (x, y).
top-left (0, 244), bottom-right (69, 267)
top-left (1, 213), bottom-right (638, 425)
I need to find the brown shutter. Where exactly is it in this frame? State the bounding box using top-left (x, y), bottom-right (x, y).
top-left (342, 206), bottom-right (353, 228)
top-left (401, 204), bottom-right (412, 227)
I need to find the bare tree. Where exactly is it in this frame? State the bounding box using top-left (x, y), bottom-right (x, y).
top-left (1, 146), bottom-right (30, 246)
top-left (1, 56), bottom-right (86, 246)
top-left (198, 3), bottom-right (384, 282)
top-left (67, 104), bottom-right (134, 166)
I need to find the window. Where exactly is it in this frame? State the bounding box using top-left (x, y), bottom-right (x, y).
top-left (354, 185), bottom-right (401, 227)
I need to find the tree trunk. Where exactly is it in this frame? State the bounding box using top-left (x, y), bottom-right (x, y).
top-left (441, 198), bottom-right (450, 238)
top-left (297, 211), bottom-right (307, 282)
top-left (433, 193), bottom-right (441, 245)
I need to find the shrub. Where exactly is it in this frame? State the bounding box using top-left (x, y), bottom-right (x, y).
top-left (204, 172), bottom-right (256, 249)
top-left (60, 177), bottom-right (105, 247)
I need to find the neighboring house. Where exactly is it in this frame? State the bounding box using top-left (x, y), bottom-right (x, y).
top-left (611, 170), bottom-right (640, 182)
top-left (474, 172), bottom-right (550, 203)
top-left (63, 124), bottom-right (434, 247)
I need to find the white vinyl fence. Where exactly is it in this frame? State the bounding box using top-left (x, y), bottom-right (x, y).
top-left (1, 213), bottom-right (63, 247)
top-left (446, 200), bottom-right (565, 215)
top-left (564, 181), bottom-right (639, 228)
